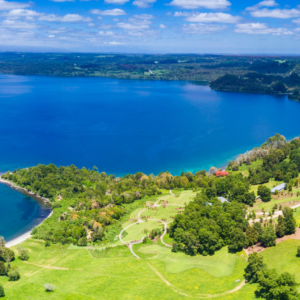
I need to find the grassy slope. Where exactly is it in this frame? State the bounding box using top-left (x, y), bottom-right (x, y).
top-left (4, 188), bottom-right (300, 300)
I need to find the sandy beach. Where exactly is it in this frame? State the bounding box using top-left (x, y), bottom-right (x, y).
top-left (5, 210), bottom-right (53, 248)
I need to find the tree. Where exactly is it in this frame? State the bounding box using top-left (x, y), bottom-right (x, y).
top-left (17, 246), bottom-right (29, 261)
top-left (257, 186), bottom-right (272, 202)
top-left (0, 262), bottom-right (5, 276)
top-left (256, 269), bottom-right (300, 300)
top-left (78, 237), bottom-right (87, 247)
top-left (0, 283), bottom-right (4, 298)
top-left (244, 252), bottom-right (266, 283)
top-left (276, 215), bottom-right (285, 238)
top-left (0, 248), bottom-right (14, 262)
top-left (7, 266), bottom-right (20, 281)
top-left (283, 207), bottom-right (296, 235)
top-left (246, 226), bottom-right (258, 247)
top-left (259, 225), bottom-right (276, 247)
top-left (228, 228), bottom-right (249, 253)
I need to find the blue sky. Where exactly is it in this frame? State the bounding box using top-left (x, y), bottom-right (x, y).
top-left (1, 0), bottom-right (300, 53)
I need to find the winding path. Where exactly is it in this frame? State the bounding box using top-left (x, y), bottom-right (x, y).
top-left (119, 196), bottom-right (175, 257)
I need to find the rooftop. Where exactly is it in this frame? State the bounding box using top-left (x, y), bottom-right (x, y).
top-left (271, 183), bottom-right (286, 193)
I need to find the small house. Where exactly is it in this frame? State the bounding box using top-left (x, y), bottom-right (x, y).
top-left (217, 197), bottom-right (229, 203)
top-left (271, 183), bottom-right (286, 194)
top-left (215, 171), bottom-right (229, 177)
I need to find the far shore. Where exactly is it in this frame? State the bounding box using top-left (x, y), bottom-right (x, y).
top-left (5, 210), bottom-right (53, 248)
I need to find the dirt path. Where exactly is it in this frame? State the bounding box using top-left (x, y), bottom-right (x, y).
top-left (23, 261), bottom-right (82, 270)
top-left (147, 263), bottom-right (172, 286)
top-left (197, 280), bottom-right (246, 298)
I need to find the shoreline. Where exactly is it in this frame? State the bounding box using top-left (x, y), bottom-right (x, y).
top-left (5, 211), bottom-right (53, 248)
top-left (0, 176), bottom-right (51, 206)
top-left (0, 175), bottom-right (53, 248)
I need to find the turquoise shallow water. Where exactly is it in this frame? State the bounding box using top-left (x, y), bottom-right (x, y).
top-left (1, 74), bottom-right (300, 240)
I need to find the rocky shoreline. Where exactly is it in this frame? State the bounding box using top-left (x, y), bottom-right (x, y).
top-left (0, 176), bottom-right (51, 206)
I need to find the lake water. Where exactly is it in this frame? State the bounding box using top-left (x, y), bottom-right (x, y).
top-left (1, 74), bottom-right (300, 240)
top-left (0, 183), bottom-right (51, 241)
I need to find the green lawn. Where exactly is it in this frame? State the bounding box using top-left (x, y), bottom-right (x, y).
top-left (0, 238), bottom-right (251, 299)
top-left (140, 205), bottom-right (180, 223)
top-left (122, 221), bottom-right (164, 243)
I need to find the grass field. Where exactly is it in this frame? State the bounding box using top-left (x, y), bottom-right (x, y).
top-left (0, 238), bottom-right (251, 299)
top-left (4, 189), bottom-right (300, 300)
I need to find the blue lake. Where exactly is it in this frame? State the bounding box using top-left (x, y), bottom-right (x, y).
top-left (1, 74), bottom-right (300, 240)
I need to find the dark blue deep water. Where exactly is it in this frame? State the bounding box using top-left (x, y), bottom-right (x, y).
top-left (1, 74), bottom-right (300, 241)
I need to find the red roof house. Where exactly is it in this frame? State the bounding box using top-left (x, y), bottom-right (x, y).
top-left (215, 171), bottom-right (229, 177)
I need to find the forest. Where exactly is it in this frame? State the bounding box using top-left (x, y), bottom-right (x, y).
top-left (2, 133), bottom-right (300, 253)
top-left (1, 53), bottom-right (300, 97)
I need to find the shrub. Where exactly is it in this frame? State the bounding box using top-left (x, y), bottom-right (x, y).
top-left (44, 283), bottom-right (55, 292)
top-left (0, 283), bottom-right (4, 297)
top-left (7, 266), bottom-right (20, 281)
top-left (18, 246), bottom-right (29, 261)
top-left (78, 237), bottom-right (87, 247)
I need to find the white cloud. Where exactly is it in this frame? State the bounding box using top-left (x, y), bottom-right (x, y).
top-left (1, 19), bottom-right (36, 29)
top-left (183, 23), bottom-right (226, 34)
top-left (51, 0), bottom-right (74, 2)
top-left (246, 0), bottom-right (278, 11)
top-left (133, 0), bottom-right (156, 8)
top-left (49, 35), bottom-right (55, 38)
top-left (2, 9), bottom-right (92, 23)
top-left (250, 8), bottom-right (300, 18)
top-left (178, 12), bottom-right (241, 23)
top-left (0, 0), bottom-right (31, 10)
top-left (3, 9), bottom-right (41, 20)
top-left (107, 41), bottom-right (124, 45)
top-left (39, 14), bottom-right (92, 22)
top-left (234, 22), bottom-right (294, 35)
top-left (105, 0), bottom-right (129, 4)
top-left (292, 19), bottom-right (300, 24)
top-left (117, 22), bottom-right (149, 30)
top-left (89, 9), bottom-right (126, 16)
top-left (133, 14), bottom-right (154, 19)
top-left (160, 24), bottom-right (166, 28)
top-left (169, 0), bottom-right (231, 9)
top-left (99, 30), bottom-right (114, 35)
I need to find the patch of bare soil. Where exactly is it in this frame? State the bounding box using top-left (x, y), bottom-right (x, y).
top-left (245, 227), bottom-right (300, 255)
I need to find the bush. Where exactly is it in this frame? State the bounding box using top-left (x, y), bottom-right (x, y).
top-left (44, 283), bottom-right (55, 292)
top-left (18, 246), bottom-right (29, 261)
top-left (7, 266), bottom-right (20, 281)
top-left (0, 283), bottom-right (4, 297)
top-left (78, 237), bottom-right (87, 247)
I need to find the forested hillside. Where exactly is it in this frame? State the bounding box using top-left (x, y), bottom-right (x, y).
top-left (1, 53), bottom-right (300, 98)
